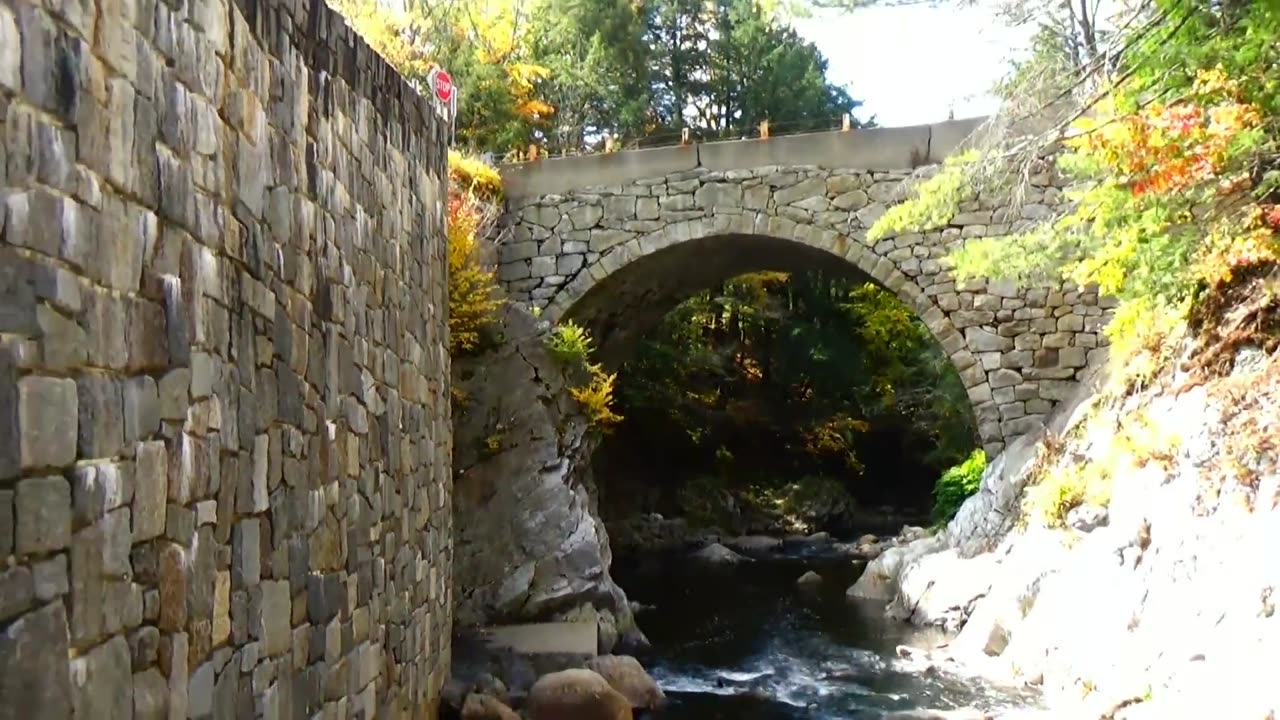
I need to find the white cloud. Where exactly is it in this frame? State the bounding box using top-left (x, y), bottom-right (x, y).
top-left (793, 1), bottom-right (1034, 127)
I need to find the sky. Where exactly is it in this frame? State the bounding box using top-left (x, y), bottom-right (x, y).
top-left (792, 1), bottom-right (1036, 127)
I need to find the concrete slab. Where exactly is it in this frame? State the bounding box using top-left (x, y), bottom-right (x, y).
top-left (699, 124), bottom-right (933, 173)
top-left (500, 145), bottom-right (699, 199)
top-left (927, 116), bottom-right (988, 163)
top-left (480, 622), bottom-right (598, 656)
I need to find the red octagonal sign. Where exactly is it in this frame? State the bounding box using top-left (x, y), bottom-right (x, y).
top-left (433, 69), bottom-right (454, 103)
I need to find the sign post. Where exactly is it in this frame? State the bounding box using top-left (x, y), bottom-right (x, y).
top-left (427, 67), bottom-right (458, 142)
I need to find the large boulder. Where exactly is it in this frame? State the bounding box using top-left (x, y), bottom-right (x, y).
top-left (724, 535), bottom-right (783, 556)
top-left (847, 535), bottom-right (944, 601)
top-left (452, 305), bottom-right (638, 649)
top-left (585, 655), bottom-right (666, 710)
top-left (689, 543), bottom-right (751, 566)
top-left (887, 549), bottom-right (1000, 631)
top-left (461, 693), bottom-right (521, 720)
top-left (526, 668), bottom-right (634, 720)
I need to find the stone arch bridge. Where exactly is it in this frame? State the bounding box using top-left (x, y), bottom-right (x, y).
top-left (495, 119), bottom-right (1111, 456)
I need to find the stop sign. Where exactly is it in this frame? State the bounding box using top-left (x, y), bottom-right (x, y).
top-left (433, 69), bottom-right (454, 103)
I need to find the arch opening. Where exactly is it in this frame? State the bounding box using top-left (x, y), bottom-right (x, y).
top-left (556, 232), bottom-right (984, 536)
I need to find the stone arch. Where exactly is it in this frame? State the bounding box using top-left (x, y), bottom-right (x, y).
top-left (499, 165), bottom-right (1107, 455)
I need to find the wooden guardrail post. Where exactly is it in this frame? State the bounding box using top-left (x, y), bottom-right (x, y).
top-left (842, 113), bottom-right (851, 131)
top-left (759, 120), bottom-right (770, 139)
top-left (681, 128), bottom-right (690, 146)
top-left (605, 135), bottom-right (615, 153)
top-left (528, 144), bottom-right (539, 161)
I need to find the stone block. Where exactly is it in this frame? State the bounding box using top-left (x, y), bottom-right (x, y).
top-left (129, 626), bottom-right (161, 671)
top-left (127, 298), bottom-right (169, 371)
top-left (233, 518), bottom-right (261, 589)
top-left (1013, 332), bottom-right (1041, 350)
top-left (951, 310), bottom-right (994, 328)
top-left (0, 247), bottom-right (38, 336)
top-left (70, 634), bottom-right (133, 720)
top-left (70, 460), bottom-right (132, 526)
top-left (1026, 398), bottom-right (1052, 414)
top-left (1057, 314), bottom-right (1084, 332)
top-left (35, 304), bottom-right (86, 371)
top-left (133, 668), bottom-right (167, 720)
top-left (0, 601), bottom-right (74, 719)
top-left (0, 565), bottom-right (34, 623)
top-left (529, 256), bottom-right (555, 278)
top-left (77, 372), bottom-right (124, 459)
top-left (18, 375), bottom-right (77, 470)
top-left (165, 503), bottom-right (195, 545)
top-left (258, 580), bottom-right (291, 657)
top-left (989, 368), bottom-right (1021, 389)
top-left (133, 440), bottom-right (167, 541)
top-left (964, 327), bottom-right (1012, 353)
top-left (158, 541), bottom-right (188, 632)
top-left (0, 490), bottom-right (11, 557)
top-left (0, 4), bottom-right (17, 92)
top-left (1042, 331), bottom-right (1072, 349)
top-left (307, 572), bottom-right (344, 624)
top-left (16, 475), bottom-right (71, 555)
top-left (69, 507), bottom-right (132, 645)
top-left (31, 555), bottom-right (67, 602)
top-left (1060, 347), bottom-right (1088, 368)
top-left (999, 351), bottom-right (1032, 369)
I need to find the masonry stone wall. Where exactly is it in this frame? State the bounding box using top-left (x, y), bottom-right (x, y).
top-left (498, 159), bottom-right (1113, 456)
top-left (0, 0), bottom-right (453, 717)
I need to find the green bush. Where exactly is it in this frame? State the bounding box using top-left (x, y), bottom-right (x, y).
top-left (545, 320), bottom-right (594, 364)
top-left (931, 448), bottom-right (986, 524)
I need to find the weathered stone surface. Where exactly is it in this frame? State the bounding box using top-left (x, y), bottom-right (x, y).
top-left (72, 460), bottom-right (132, 524)
top-left (123, 375), bottom-right (161, 444)
top-left (257, 580), bottom-right (291, 657)
top-left (132, 441), bottom-right (166, 541)
top-left (70, 635), bottom-right (133, 720)
top-left (15, 474), bottom-right (71, 555)
top-left (17, 375), bottom-right (77, 469)
top-left (77, 373), bottom-right (124, 459)
top-left (0, 565), bottom-right (34, 622)
top-left (0, 601), bottom-right (74, 720)
top-left (69, 508), bottom-right (132, 645)
top-left (451, 305), bottom-right (643, 650)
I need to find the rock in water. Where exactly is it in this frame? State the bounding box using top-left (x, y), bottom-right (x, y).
top-left (585, 655), bottom-right (666, 710)
top-left (796, 571), bottom-right (823, 589)
top-left (690, 543), bottom-right (751, 566)
top-left (527, 668), bottom-right (634, 720)
top-left (462, 692), bottom-right (521, 720)
top-left (725, 534), bottom-right (784, 555)
top-left (847, 535), bottom-right (944, 601)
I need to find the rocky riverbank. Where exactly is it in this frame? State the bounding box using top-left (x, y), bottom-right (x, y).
top-left (854, 338), bottom-right (1280, 718)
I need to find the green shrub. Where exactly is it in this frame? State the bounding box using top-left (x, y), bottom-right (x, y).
top-left (931, 448), bottom-right (986, 524)
top-left (545, 320), bottom-right (594, 364)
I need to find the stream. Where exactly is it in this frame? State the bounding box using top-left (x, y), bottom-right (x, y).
top-left (612, 541), bottom-right (1043, 719)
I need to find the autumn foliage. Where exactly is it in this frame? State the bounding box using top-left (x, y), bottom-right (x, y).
top-left (447, 156), bottom-right (505, 356)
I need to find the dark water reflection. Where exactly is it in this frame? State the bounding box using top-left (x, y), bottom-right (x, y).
top-left (613, 545), bottom-right (1041, 719)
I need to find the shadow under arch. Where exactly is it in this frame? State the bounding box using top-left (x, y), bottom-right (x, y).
top-left (540, 227), bottom-right (995, 449)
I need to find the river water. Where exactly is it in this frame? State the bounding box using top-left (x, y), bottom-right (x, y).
top-left (612, 542), bottom-right (1042, 719)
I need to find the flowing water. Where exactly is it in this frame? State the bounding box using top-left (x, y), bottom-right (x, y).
top-left (612, 542), bottom-right (1042, 719)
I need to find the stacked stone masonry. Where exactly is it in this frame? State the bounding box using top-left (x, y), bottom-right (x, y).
top-left (498, 161), bottom-right (1113, 455)
top-left (0, 0), bottom-right (453, 717)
